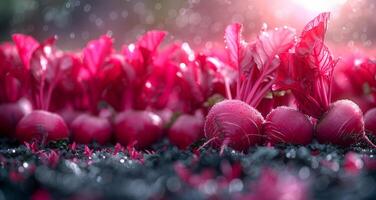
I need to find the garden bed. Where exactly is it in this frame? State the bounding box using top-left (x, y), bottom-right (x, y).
top-left (1, 138), bottom-right (375, 200)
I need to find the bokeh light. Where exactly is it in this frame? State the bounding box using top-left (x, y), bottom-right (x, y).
top-left (0, 0), bottom-right (374, 52)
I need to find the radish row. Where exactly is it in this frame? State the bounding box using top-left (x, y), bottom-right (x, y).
top-left (0, 12), bottom-right (375, 151)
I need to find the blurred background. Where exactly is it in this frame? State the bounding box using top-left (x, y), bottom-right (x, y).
top-left (0, 0), bottom-right (375, 52)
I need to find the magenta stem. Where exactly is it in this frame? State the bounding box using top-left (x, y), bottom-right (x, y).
top-left (249, 79), bottom-right (275, 107)
top-left (225, 78), bottom-right (233, 100)
top-left (319, 76), bottom-right (329, 109)
top-left (39, 78), bottom-right (45, 110)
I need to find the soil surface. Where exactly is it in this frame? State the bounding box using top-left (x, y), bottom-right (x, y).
top-left (0, 138), bottom-right (375, 200)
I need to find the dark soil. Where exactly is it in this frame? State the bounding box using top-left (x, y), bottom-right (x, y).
top-left (0, 138), bottom-right (375, 200)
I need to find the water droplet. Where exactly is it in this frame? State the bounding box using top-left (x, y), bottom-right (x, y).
top-left (298, 167), bottom-right (310, 179)
top-left (145, 15), bottom-right (155, 24)
top-left (168, 9), bottom-right (178, 18)
top-left (81, 31), bottom-right (89, 40)
top-left (229, 179), bottom-right (243, 193)
top-left (95, 18), bottom-right (104, 27)
top-left (109, 11), bottom-right (119, 21)
top-left (121, 11), bottom-right (129, 19)
top-left (43, 25), bottom-right (49, 31)
top-left (133, 2), bottom-right (146, 15)
top-left (83, 4), bottom-right (92, 12)
top-left (155, 3), bottom-right (162, 10)
top-left (179, 63), bottom-right (187, 71)
top-left (201, 180), bottom-right (217, 195)
top-left (189, 13), bottom-right (201, 25)
top-left (261, 23), bottom-right (268, 31)
top-left (107, 30), bottom-right (113, 37)
top-left (22, 162), bottom-right (29, 168)
top-left (145, 81), bottom-right (152, 89)
top-left (167, 177), bottom-right (181, 192)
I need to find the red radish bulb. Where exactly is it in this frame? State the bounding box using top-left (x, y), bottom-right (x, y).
top-left (16, 110), bottom-right (69, 143)
top-left (316, 100), bottom-right (372, 147)
top-left (114, 110), bottom-right (163, 149)
top-left (204, 22), bottom-right (294, 152)
top-left (66, 35), bottom-right (115, 145)
top-left (204, 100), bottom-right (264, 151)
top-left (168, 113), bottom-right (204, 149)
top-left (71, 114), bottom-right (112, 145)
top-left (0, 99), bottom-right (32, 136)
top-left (264, 106), bottom-right (313, 145)
top-left (12, 34), bottom-right (71, 143)
top-left (364, 108), bottom-right (376, 137)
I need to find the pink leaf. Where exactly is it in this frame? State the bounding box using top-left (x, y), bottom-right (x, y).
top-left (113, 143), bottom-right (124, 155)
top-left (224, 23), bottom-right (253, 76)
top-left (39, 150), bottom-right (60, 168)
top-left (344, 152), bottom-right (363, 175)
top-left (83, 35), bottom-right (113, 76)
top-left (29, 38), bottom-right (58, 83)
top-left (84, 145), bottom-right (93, 158)
top-left (137, 31), bottom-right (167, 53)
top-left (69, 142), bottom-right (77, 151)
top-left (306, 41), bottom-right (337, 78)
top-left (24, 141), bottom-right (39, 154)
top-left (122, 44), bottom-right (144, 73)
top-left (47, 150), bottom-right (60, 168)
top-left (12, 34), bottom-right (40, 70)
top-left (253, 27), bottom-right (296, 69)
top-left (297, 12), bottom-right (330, 55)
top-left (206, 57), bottom-right (236, 82)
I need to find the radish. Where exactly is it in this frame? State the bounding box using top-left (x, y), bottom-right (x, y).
top-left (275, 13), bottom-right (376, 147)
top-left (205, 99), bottom-right (264, 151)
top-left (264, 106), bottom-right (313, 145)
top-left (70, 35), bottom-right (115, 144)
top-left (114, 110), bottom-right (163, 149)
top-left (0, 43), bottom-right (32, 136)
top-left (204, 23), bottom-right (295, 152)
top-left (364, 108), bottom-right (376, 138)
top-left (168, 111), bottom-right (204, 149)
top-left (113, 31), bottom-right (169, 148)
top-left (16, 110), bottom-right (68, 143)
top-left (12, 34), bottom-right (69, 143)
top-left (332, 55), bottom-right (376, 113)
top-left (121, 31), bottom-right (167, 111)
top-left (316, 100), bottom-right (367, 146)
top-left (0, 99), bottom-right (32, 137)
top-left (71, 113), bottom-right (112, 145)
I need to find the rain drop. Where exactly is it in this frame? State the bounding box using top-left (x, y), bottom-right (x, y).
top-left (83, 4), bottom-right (92, 12)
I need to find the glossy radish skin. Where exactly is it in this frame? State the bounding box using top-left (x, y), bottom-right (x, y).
top-left (114, 110), bottom-right (163, 149)
top-left (264, 106), bottom-right (313, 145)
top-left (204, 100), bottom-right (264, 151)
top-left (316, 100), bottom-right (366, 146)
top-left (364, 108), bottom-right (376, 137)
top-left (155, 109), bottom-right (173, 128)
top-left (16, 110), bottom-right (69, 143)
top-left (168, 114), bottom-right (204, 149)
top-left (0, 99), bottom-right (32, 136)
top-left (71, 114), bottom-right (112, 145)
